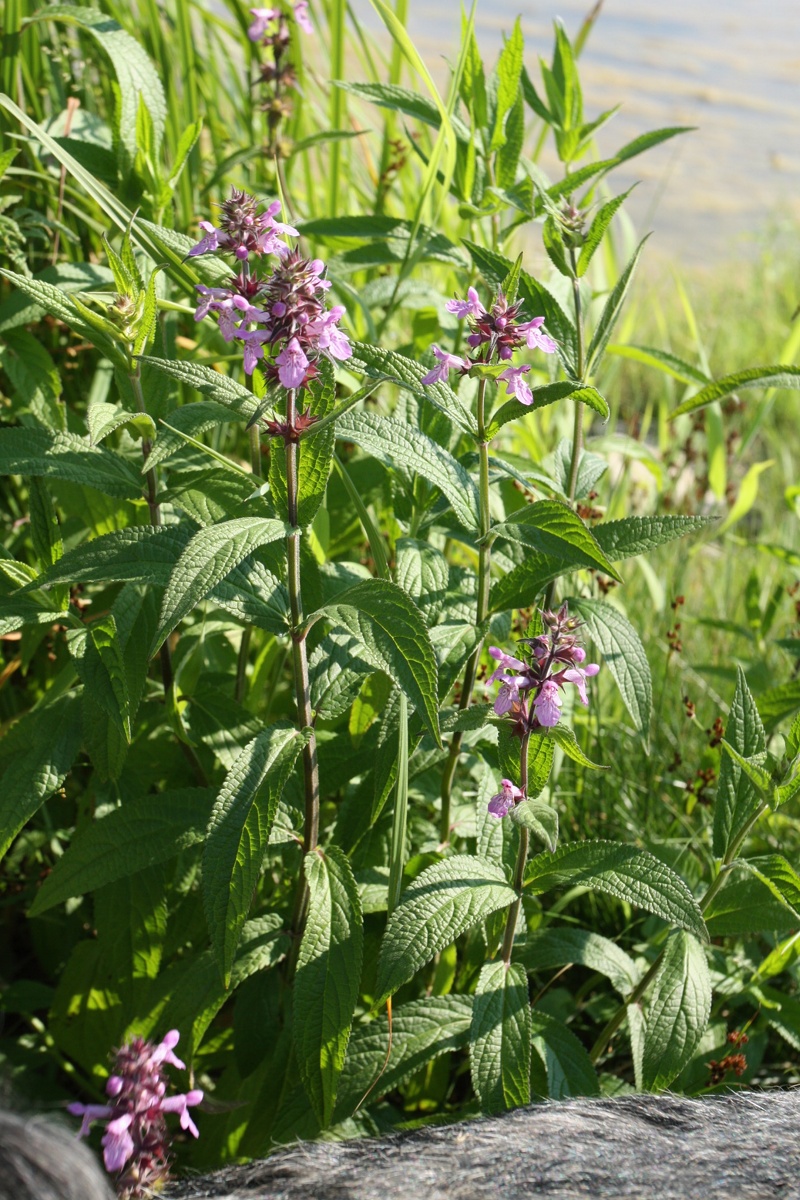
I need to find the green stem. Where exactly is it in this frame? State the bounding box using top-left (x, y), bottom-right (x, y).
top-left (501, 731), bottom-right (531, 964)
top-left (589, 797), bottom-right (770, 1065)
top-left (439, 378), bottom-right (491, 845)
top-left (387, 692), bottom-right (409, 915)
top-left (285, 388), bottom-right (320, 943)
top-left (234, 626), bottom-right (253, 705)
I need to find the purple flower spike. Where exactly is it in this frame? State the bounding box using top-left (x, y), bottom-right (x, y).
top-left (488, 778), bottom-right (523, 818)
top-left (498, 364), bottom-right (534, 406)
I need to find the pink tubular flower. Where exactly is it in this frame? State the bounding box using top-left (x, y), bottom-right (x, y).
top-left (421, 345), bottom-right (471, 385)
top-left (276, 336), bottom-right (309, 387)
top-left (69, 1030), bottom-right (202, 1197)
top-left (488, 778), bottom-right (523, 818)
top-left (445, 287), bottom-right (484, 320)
top-left (248, 6), bottom-right (279, 41)
top-left (498, 364), bottom-right (534, 407)
top-left (487, 646), bottom-right (526, 685)
top-left (533, 679), bottom-right (563, 727)
top-left (518, 316), bottom-right (557, 354)
top-left (187, 220), bottom-right (221, 257)
top-left (293, 0), bottom-right (313, 33)
top-left (558, 661), bottom-right (600, 706)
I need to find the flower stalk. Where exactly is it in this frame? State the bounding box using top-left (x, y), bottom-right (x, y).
top-left (501, 730), bottom-right (530, 964)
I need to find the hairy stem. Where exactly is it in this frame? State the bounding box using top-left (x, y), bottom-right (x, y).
top-left (501, 731), bottom-right (531, 964)
top-left (439, 378), bottom-right (491, 845)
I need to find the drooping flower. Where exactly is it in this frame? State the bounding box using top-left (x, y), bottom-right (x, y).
top-left (421, 345), bottom-right (471, 385)
top-left (68, 1030), bottom-right (202, 1198)
top-left (445, 287), bottom-right (484, 320)
top-left (498, 363), bottom-right (534, 407)
top-left (532, 679), bottom-right (563, 727)
top-left (518, 315), bottom-right (558, 354)
top-left (487, 778), bottom-right (523, 818)
top-left (293, 0), bottom-right (313, 33)
top-left (248, 7), bottom-right (280, 42)
top-left (276, 336), bottom-right (310, 388)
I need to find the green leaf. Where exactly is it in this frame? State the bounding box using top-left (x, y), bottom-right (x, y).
top-left (719, 740), bottom-right (772, 797)
top-left (333, 81), bottom-right (470, 142)
top-left (516, 926), bottom-right (639, 996)
top-left (593, 514), bottom-right (713, 562)
top-left (334, 995), bottom-right (473, 1120)
top-left (704, 870), bottom-right (798, 936)
top-left (470, 961), bottom-right (531, 1113)
top-left (151, 517), bottom-right (287, 652)
top-left (336, 411), bottom-right (479, 531)
top-left (137, 355), bottom-right (259, 420)
top-left (605, 343), bottom-right (711, 387)
top-left (546, 724), bottom-right (607, 771)
top-left (87, 402), bottom-right (156, 446)
top-left (29, 477), bottom-right (64, 578)
top-left (576, 188), bottom-right (634, 276)
top-left (311, 579), bottom-right (440, 746)
top-left (509, 797), bottom-right (558, 852)
top-left (740, 855), bottom-right (800, 920)
top-left (756, 679), bottom-right (800, 734)
top-left (295, 847), bottom-right (363, 1127)
top-left (490, 18), bottom-right (524, 152)
top-left (203, 724), bottom-right (310, 985)
top-left (569, 597), bottom-right (652, 739)
top-left (269, 361), bottom-right (336, 527)
top-left (0, 427), bottom-right (142, 498)
top-left (487, 381), bottom-right (608, 437)
top-left (498, 726), bottom-right (555, 800)
top-left (69, 615), bottom-right (131, 741)
top-left (542, 214), bottom-right (573, 277)
top-left (525, 840), bottom-right (707, 941)
top-left (670, 365), bottom-right (800, 419)
top-left (641, 930), bottom-right (711, 1091)
top-left (28, 788), bottom-right (214, 914)
top-left (495, 90), bottom-right (525, 189)
top-left (348, 341), bottom-right (476, 436)
top-left (0, 267), bottom-right (123, 362)
top-left (394, 537), bottom-right (449, 623)
top-left (0, 692), bottom-right (83, 861)
top-left (31, 6), bottom-right (167, 168)
top-left (491, 500), bottom-right (621, 580)
top-left (712, 667), bottom-right (766, 858)
top-left (488, 552), bottom-right (564, 614)
top-left (0, 327), bottom-right (64, 430)
top-left (585, 236), bottom-right (649, 375)
top-left (530, 1008), bottom-right (599, 1098)
top-left (376, 855), bottom-right (516, 1000)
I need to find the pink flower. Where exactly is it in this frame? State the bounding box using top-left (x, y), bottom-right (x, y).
top-left (248, 6), bottom-right (279, 41)
top-left (498, 364), bottom-right (533, 407)
top-left (445, 287), bottom-right (484, 320)
top-left (518, 316), bottom-right (557, 354)
top-left (558, 662), bottom-right (600, 706)
top-left (160, 1090), bottom-right (204, 1138)
top-left (487, 646), bottom-right (526, 685)
top-left (488, 778), bottom-right (523, 818)
top-left (101, 1114), bottom-right (135, 1173)
top-left (241, 329), bottom-right (270, 375)
top-left (494, 677), bottom-right (521, 716)
top-left (294, 0), bottom-right (313, 33)
top-left (188, 220), bottom-right (221, 257)
top-left (421, 345), bottom-right (471, 385)
top-left (533, 679), bottom-right (562, 727)
top-left (276, 336), bottom-right (309, 387)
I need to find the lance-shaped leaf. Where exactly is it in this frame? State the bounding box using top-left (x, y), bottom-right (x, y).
top-left (68, 615), bottom-right (131, 741)
top-left (348, 341), bottom-right (477, 436)
top-left (0, 692), bottom-right (83, 860)
top-left (738, 855), bottom-right (800, 920)
top-left (569, 596), bottom-right (652, 740)
top-left (139, 355), bottom-right (259, 416)
top-left (29, 788), bottom-right (214, 915)
top-left (585, 236), bottom-right (649, 375)
top-left (756, 678), bottom-right (800, 734)
top-left (516, 927), bottom-right (640, 996)
top-left (470, 961), bottom-right (531, 1113)
top-left (0, 268), bottom-right (124, 363)
top-left (376, 855), bottom-right (516, 1001)
top-left (509, 799), bottom-right (559, 853)
top-left (487, 382), bottom-right (609, 437)
top-left (592, 514), bottom-right (713, 562)
top-left (576, 188), bottom-right (634, 276)
top-left (491, 500), bottom-right (621, 579)
top-left (546, 724), bottom-right (607, 771)
top-left (704, 869), bottom-right (797, 936)
top-left (310, 579), bottom-right (440, 745)
top-left (713, 667), bottom-right (766, 858)
top-left (0, 428), bottom-right (142, 497)
top-left (530, 1008), bottom-right (599, 1098)
top-left (524, 840), bottom-right (707, 941)
top-left (203, 724), bottom-right (310, 984)
top-left (395, 537), bottom-right (449, 623)
top-left (489, 551), bottom-right (564, 613)
top-left (295, 847), bottom-right (363, 1127)
top-left (641, 930), bottom-right (711, 1091)
top-left (151, 517), bottom-right (287, 652)
top-left (336, 411), bottom-right (480, 531)
top-left (670, 365), bottom-right (800, 419)
top-left (334, 994), bottom-right (473, 1120)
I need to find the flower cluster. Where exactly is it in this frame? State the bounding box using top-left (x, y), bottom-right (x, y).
top-left (248, 4), bottom-right (311, 157)
top-left (68, 1030), bottom-right (202, 1198)
top-left (189, 188), bottom-right (351, 390)
top-left (422, 287), bottom-right (557, 406)
top-left (488, 605), bottom-right (599, 733)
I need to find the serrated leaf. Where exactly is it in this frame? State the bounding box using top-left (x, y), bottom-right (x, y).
top-left (0, 427), bottom-right (142, 497)
top-left (756, 679), bottom-right (800, 734)
top-left (87, 402), bottom-right (156, 446)
top-left (496, 90), bottom-right (525, 189)
top-left (151, 517), bottom-right (287, 652)
top-left (69, 615), bottom-right (131, 740)
top-left (739, 855), bottom-right (800, 920)
top-left (546, 724), bottom-right (606, 770)
top-left (492, 500), bottom-right (621, 580)
top-left (641, 930), bottom-right (711, 1091)
top-left (269, 360), bottom-right (336, 527)
top-left (348, 341), bottom-right (476, 436)
top-left (712, 667), bottom-right (766, 858)
top-left (605, 343), bottom-right (711, 387)
top-left (0, 327), bottom-right (64, 430)
top-left (0, 267), bottom-right (123, 361)
top-left (490, 17), bottom-right (524, 151)
top-left (0, 692), bottom-right (83, 860)
top-left (704, 869), bottom-right (797, 936)
top-left (497, 725), bottom-right (555, 800)
top-left (487, 382), bottom-right (608, 437)
top-left (585, 236), bottom-right (649, 375)
top-left (470, 961), bottom-right (531, 1113)
top-left (376, 855), bottom-right (516, 1000)
top-left (524, 840), bottom-right (707, 941)
top-left (670, 365), bottom-right (800, 419)
top-left (334, 994), bottom-right (473, 1120)
top-left (394, 537), bottom-right (449, 623)
top-left (576, 189), bottom-right (633, 276)
top-left (489, 551), bottom-right (569, 613)
top-left (312, 578), bottom-right (440, 746)
top-left (333, 81), bottom-right (470, 142)
top-left (569, 597), bottom-right (651, 739)
top-left (530, 1008), bottom-right (599, 1098)
top-left (295, 847), bottom-right (363, 1126)
top-left (516, 926), bottom-right (639, 996)
top-left (28, 788), bottom-right (214, 914)
top-left (719, 740), bottom-right (772, 796)
top-left (509, 799), bottom-right (558, 852)
top-left (336, 411), bottom-right (479, 531)
top-left (309, 631), bottom-right (374, 721)
top-left (204, 723), bottom-right (310, 985)
top-left (593, 514), bottom-right (712, 562)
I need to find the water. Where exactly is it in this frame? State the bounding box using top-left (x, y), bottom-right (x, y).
top-left (350, 0), bottom-right (800, 264)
